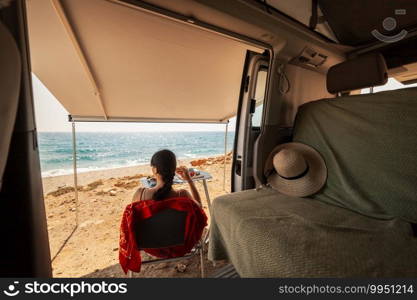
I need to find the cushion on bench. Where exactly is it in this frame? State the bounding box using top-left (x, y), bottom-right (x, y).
top-left (293, 87), bottom-right (417, 222)
top-left (208, 188), bottom-right (417, 277)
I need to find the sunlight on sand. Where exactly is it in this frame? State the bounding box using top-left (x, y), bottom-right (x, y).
top-left (43, 153), bottom-right (232, 277)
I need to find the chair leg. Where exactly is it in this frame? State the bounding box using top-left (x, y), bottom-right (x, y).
top-left (200, 240), bottom-right (205, 278)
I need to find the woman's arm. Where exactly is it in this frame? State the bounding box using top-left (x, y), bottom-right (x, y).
top-left (185, 179), bottom-right (202, 205)
top-left (176, 166), bottom-right (202, 205)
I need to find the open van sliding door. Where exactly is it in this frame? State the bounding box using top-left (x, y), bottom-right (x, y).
top-left (232, 51), bottom-right (269, 192)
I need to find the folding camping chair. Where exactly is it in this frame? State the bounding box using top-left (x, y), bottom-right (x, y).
top-left (128, 207), bottom-right (207, 278)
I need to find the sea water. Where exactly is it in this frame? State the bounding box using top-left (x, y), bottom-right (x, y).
top-left (38, 131), bottom-right (235, 177)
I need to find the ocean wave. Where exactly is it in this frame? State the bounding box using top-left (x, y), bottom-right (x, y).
top-left (42, 167), bottom-right (98, 177)
top-left (39, 131), bottom-right (235, 178)
top-left (40, 153), bottom-right (227, 178)
top-left (182, 153), bottom-right (198, 158)
top-left (41, 160), bottom-right (148, 178)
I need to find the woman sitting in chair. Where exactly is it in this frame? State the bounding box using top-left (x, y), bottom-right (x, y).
top-left (120, 149), bottom-right (207, 274)
top-left (133, 149), bottom-right (202, 206)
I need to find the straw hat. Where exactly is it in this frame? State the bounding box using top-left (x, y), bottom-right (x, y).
top-left (264, 142), bottom-right (327, 197)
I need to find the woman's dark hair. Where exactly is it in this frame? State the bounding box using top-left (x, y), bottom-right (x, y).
top-left (151, 149), bottom-right (177, 200)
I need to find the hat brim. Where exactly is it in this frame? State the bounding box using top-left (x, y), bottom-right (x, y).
top-left (265, 142), bottom-right (327, 197)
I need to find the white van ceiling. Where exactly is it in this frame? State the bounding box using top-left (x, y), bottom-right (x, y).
top-left (26, 0), bottom-right (263, 123)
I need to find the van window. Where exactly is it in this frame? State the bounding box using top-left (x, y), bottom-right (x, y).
top-left (361, 77), bottom-right (417, 94)
top-left (252, 69), bottom-right (267, 127)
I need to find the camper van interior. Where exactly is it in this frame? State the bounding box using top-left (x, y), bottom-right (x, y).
top-left (1, 0), bottom-right (417, 278)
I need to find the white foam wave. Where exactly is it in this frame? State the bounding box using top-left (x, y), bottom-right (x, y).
top-left (41, 153), bottom-right (227, 178)
top-left (41, 161), bottom-right (148, 178)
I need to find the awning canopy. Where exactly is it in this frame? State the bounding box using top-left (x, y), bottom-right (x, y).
top-left (26, 0), bottom-right (263, 123)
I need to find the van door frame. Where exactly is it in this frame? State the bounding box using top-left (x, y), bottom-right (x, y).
top-left (232, 51), bottom-right (270, 192)
top-left (0, 0), bottom-right (52, 277)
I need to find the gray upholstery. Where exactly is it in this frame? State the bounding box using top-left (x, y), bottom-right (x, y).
top-left (327, 53), bottom-right (388, 93)
top-left (209, 188), bottom-right (417, 277)
top-left (0, 21), bottom-right (21, 190)
top-left (294, 87), bottom-right (417, 222)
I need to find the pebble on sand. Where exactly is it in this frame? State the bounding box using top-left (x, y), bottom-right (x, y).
top-left (175, 263), bottom-right (187, 273)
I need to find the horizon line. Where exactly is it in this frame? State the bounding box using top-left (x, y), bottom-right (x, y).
top-left (37, 130), bottom-right (236, 133)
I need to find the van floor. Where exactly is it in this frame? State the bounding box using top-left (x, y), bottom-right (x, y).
top-left (211, 264), bottom-right (240, 278)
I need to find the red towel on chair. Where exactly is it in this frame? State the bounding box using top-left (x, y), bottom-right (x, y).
top-left (119, 197), bottom-right (207, 274)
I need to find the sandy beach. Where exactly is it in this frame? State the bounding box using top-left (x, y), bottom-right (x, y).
top-left (43, 153), bottom-right (232, 277)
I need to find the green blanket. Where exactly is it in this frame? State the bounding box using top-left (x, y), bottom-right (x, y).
top-left (209, 87), bottom-right (417, 277)
top-left (209, 188), bottom-right (417, 277)
top-left (294, 87), bottom-right (417, 222)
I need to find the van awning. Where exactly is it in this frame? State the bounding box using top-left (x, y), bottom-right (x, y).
top-left (26, 0), bottom-right (263, 123)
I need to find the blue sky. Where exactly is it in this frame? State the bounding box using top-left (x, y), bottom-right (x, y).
top-left (32, 74), bottom-right (236, 132)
